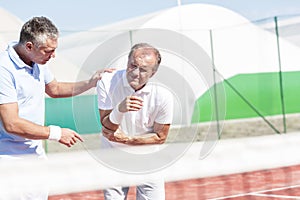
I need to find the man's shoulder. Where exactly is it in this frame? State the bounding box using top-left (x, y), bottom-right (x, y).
top-left (0, 54), bottom-right (14, 76)
top-left (102, 68), bottom-right (125, 83)
top-left (98, 68), bottom-right (125, 90)
top-left (0, 50), bottom-right (11, 68)
top-left (0, 42), bottom-right (17, 67)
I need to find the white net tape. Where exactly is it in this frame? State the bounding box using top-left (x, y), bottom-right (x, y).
top-left (1, 132), bottom-right (300, 198)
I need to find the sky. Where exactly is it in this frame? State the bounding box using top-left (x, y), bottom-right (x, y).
top-left (1, 0), bottom-right (300, 34)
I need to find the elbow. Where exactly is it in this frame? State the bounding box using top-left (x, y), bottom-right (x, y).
top-left (156, 135), bottom-right (167, 144)
top-left (3, 121), bottom-right (16, 133)
top-left (102, 117), bottom-right (119, 131)
top-left (157, 140), bottom-right (166, 144)
top-left (46, 84), bottom-right (64, 98)
top-left (47, 89), bottom-right (62, 98)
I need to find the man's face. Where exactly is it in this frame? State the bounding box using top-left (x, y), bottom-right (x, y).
top-left (29, 38), bottom-right (57, 65)
top-left (126, 49), bottom-right (157, 91)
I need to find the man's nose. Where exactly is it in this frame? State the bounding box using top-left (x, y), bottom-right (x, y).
top-left (132, 67), bottom-right (140, 75)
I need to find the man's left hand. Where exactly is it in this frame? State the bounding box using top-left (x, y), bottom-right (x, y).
top-left (89, 68), bottom-right (115, 87)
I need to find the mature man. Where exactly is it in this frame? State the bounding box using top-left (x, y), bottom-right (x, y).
top-left (97, 43), bottom-right (173, 200)
top-left (0, 16), bottom-right (112, 199)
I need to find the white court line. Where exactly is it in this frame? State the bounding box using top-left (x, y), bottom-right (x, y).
top-left (209, 184), bottom-right (300, 200)
top-left (250, 193), bottom-right (300, 199)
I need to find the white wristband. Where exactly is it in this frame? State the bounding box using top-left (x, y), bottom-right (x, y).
top-left (109, 105), bottom-right (124, 125)
top-left (48, 125), bottom-right (62, 141)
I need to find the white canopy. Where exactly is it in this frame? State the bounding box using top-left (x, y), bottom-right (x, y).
top-left (55, 3), bottom-right (300, 124)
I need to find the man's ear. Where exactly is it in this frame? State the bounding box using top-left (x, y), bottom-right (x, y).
top-left (25, 42), bottom-right (34, 51)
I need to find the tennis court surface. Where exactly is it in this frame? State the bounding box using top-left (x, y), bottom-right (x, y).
top-left (49, 164), bottom-right (300, 199)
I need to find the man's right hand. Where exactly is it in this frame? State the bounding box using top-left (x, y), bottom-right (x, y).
top-left (119, 96), bottom-right (143, 112)
top-left (59, 128), bottom-right (83, 147)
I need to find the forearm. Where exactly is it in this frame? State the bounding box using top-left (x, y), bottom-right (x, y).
top-left (101, 127), bottom-right (165, 145)
top-left (4, 117), bottom-right (50, 140)
top-left (48, 68), bottom-right (116, 98)
top-left (125, 133), bottom-right (167, 145)
top-left (125, 123), bottom-right (170, 145)
top-left (53, 81), bottom-right (94, 97)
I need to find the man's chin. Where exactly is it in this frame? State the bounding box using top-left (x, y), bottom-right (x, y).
top-left (40, 60), bottom-right (49, 65)
top-left (130, 84), bottom-right (145, 91)
top-left (129, 82), bottom-right (138, 88)
top-left (130, 85), bottom-right (139, 91)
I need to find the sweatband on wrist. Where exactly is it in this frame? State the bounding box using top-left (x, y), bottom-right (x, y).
top-left (109, 105), bottom-right (124, 125)
top-left (48, 125), bottom-right (62, 141)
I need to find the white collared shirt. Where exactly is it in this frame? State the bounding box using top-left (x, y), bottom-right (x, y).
top-left (0, 42), bottom-right (54, 157)
top-left (97, 69), bottom-right (173, 150)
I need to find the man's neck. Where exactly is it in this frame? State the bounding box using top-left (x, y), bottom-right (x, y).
top-left (134, 84), bottom-right (146, 92)
top-left (13, 43), bottom-right (33, 67)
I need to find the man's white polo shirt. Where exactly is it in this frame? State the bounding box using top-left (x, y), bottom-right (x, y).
top-left (97, 69), bottom-right (173, 153)
top-left (0, 42), bottom-right (54, 157)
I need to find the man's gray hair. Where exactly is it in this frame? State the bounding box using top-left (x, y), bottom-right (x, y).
top-left (19, 16), bottom-right (59, 47)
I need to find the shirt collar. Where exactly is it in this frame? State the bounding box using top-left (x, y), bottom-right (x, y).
top-left (7, 42), bottom-right (34, 69)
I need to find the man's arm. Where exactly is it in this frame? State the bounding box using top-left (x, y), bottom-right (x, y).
top-left (99, 109), bottom-right (119, 132)
top-left (0, 103), bottom-right (83, 147)
top-left (99, 95), bottom-right (171, 145)
top-left (46, 69), bottom-right (114, 98)
top-left (100, 110), bottom-right (170, 145)
top-left (99, 96), bottom-right (144, 132)
top-left (125, 122), bottom-right (170, 145)
top-left (100, 119), bottom-right (170, 145)
top-left (98, 95), bottom-right (144, 143)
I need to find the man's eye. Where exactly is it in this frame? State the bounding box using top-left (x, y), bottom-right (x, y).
top-left (44, 50), bottom-right (54, 54)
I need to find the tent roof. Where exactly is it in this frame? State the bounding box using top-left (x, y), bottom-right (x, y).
top-left (0, 7), bottom-right (22, 50)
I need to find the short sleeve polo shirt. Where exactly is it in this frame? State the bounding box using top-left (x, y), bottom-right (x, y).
top-left (97, 69), bottom-right (174, 151)
top-left (0, 42), bottom-right (54, 156)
